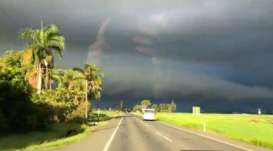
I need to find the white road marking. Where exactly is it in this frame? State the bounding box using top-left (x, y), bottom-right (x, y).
top-left (137, 117), bottom-right (174, 143)
top-left (159, 122), bottom-right (253, 151)
top-left (156, 131), bottom-right (173, 143)
top-left (102, 118), bottom-right (123, 151)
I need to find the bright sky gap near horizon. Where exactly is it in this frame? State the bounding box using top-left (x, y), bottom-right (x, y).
top-left (0, 0), bottom-right (273, 112)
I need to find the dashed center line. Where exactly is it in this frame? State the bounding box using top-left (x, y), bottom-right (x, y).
top-left (102, 118), bottom-right (123, 151)
top-left (136, 117), bottom-right (174, 144)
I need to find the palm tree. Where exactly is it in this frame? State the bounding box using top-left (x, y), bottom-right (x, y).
top-left (20, 23), bottom-right (65, 93)
top-left (51, 69), bottom-right (65, 89)
top-left (73, 64), bottom-right (103, 120)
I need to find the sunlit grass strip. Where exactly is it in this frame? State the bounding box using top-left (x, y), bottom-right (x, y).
top-left (156, 113), bottom-right (273, 149)
top-left (100, 110), bottom-right (122, 118)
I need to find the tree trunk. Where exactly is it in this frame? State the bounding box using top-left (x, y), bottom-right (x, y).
top-left (85, 80), bottom-right (89, 121)
top-left (37, 63), bottom-right (42, 94)
top-left (44, 60), bottom-right (49, 90)
top-left (44, 68), bottom-right (48, 89)
top-left (49, 78), bottom-right (52, 89)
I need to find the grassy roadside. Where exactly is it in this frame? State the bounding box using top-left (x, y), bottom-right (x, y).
top-left (156, 113), bottom-right (273, 149)
top-left (0, 110), bottom-right (120, 151)
top-left (100, 110), bottom-right (121, 118)
top-left (131, 111), bottom-right (142, 117)
top-left (0, 122), bottom-right (107, 151)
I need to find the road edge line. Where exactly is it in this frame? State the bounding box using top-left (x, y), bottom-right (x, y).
top-left (102, 118), bottom-right (123, 151)
top-left (158, 121), bottom-right (252, 151)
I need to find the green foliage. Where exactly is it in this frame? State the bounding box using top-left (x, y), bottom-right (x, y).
top-left (88, 113), bottom-right (111, 122)
top-left (0, 79), bottom-right (37, 132)
top-left (133, 99), bottom-right (176, 113)
top-left (84, 64), bottom-right (103, 100)
top-left (31, 89), bottom-right (75, 123)
top-left (0, 24), bottom-right (104, 134)
top-left (73, 64), bottom-right (103, 100)
top-left (88, 110), bottom-right (120, 122)
top-left (20, 24), bottom-right (65, 91)
top-left (151, 101), bottom-right (176, 112)
top-left (162, 100), bottom-right (177, 112)
top-left (132, 99), bottom-right (152, 112)
top-left (0, 51), bottom-right (46, 132)
top-left (151, 104), bottom-right (159, 112)
top-left (0, 110), bottom-right (7, 131)
top-left (71, 64), bottom-right (103, 121)
top-left (31, 71), bottom-right (89, 123)
top-left (132, 104), bottom-right (142, 112)
top-left (20, 24), bottom-right (65, 61)
top-left (0, 50), bottom-right (23, 68)
top-left (140, 99), bottom-right (152, 109)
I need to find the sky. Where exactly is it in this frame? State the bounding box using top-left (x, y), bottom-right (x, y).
top-left (1, 0), bottom-right (273, 112)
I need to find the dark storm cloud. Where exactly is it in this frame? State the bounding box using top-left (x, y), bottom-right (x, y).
top-left (87, 18), bottom-right (111, 65)
top-left (88, 52), bottom-right (273, 100)
top-left (1, 0), bottom-right (273, 101)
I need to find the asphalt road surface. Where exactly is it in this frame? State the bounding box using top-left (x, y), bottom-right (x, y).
top-left (52, 114), bottom-right (271, 151)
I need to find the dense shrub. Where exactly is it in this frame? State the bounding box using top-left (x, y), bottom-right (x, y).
top-left (0, 48), bottom-right (98, 133)
top-left (0, 110), bottom-right (8, 132)
top-left (0, 51), bottom-right (47, 132)
top-left (0, 73), bottom-right (46, 132)
top-left (88, 113), bottom-right (111, 122)
top-left (32, 88), bottom-right (88, 123)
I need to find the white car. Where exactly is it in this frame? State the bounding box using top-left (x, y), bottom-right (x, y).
top-left (143, 108), bottom-right (155, 120)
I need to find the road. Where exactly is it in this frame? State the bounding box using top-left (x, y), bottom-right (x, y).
top-left (52, 114), bottom-right (271, 151)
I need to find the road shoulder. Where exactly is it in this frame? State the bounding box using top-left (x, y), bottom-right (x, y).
top-left (49, 118), bottom-right (122, 151)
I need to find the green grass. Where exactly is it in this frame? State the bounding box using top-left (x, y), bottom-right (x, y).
top-left (100, 110), bottom-right (121, 118)
top-left (88, 110), bottom-right (121, 122)
top-left (0, 110), bottom-right (120, 151)
top-left (0, 121), bottom-right (108, 151)
top-left (156, 113), bottom-right (273, 149)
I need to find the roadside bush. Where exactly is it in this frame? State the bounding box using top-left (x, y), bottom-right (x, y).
top-left (88, 113), bottom-right (111, 122)
top-left (0, 49), bottom-right (97, 133)
top-left (69, 100), bottom-right (89, 123)
top-left (0, 75), bottom-right (46, 132)
top-left (0, 110), bottom-right (8, 132)
top-left (32, 88), bottom-right (88, 123)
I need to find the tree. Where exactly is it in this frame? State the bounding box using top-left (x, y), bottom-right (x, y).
top-left (133, 104), bottom-right (142, 112)
top-left (0, 50), bottom-right (46, 132)
top-left (152, 104), bottom-right (160, 112)
top-left (141, 99), bottom-right (152, 109)
top-left (82, 64), bottom-right (103, 100)
top-left (56, 69), bottom-right (87, 122)
top-left (20, 23), bottom-right (65, 93)
top-left (0, 50), bottom-right (23, 68)
top-left (73, 64), bottom-right (103, 120)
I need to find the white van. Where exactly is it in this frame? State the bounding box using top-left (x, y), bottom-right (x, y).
top-left (143, 108), bottom-right (155, 120)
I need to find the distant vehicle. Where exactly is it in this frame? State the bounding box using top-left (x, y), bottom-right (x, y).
top-left (143, 108), bottom-right (155, 120)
